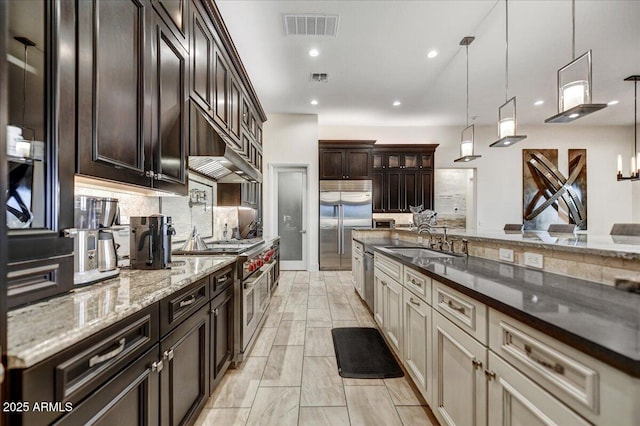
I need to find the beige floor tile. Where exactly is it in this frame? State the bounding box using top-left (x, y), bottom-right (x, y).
top-left (282, 304), bottom-right (307, 321)
top-left (327, 291), bottom-right (348, 304)
top-left (249, 327), bottom-right (277, 357)
top-left (395, 406), bottom-right (438, 426)
top-left (309, 281), bottom-right (327, 296)
top-left (332, 320), bottom-right (360, 328)
top-left (322, 271), bottom-right (338, 277)
top-left (269, 295), bottom-right (287, 311)
top-left (294, 272), bottom-right (310, 283)
top-left (342, 377), bottom-right (384, 386)
top-left (308, 295), bottom-right (330, 309)
top-left (298, 407), bottom-right (350, 426)
top-left (261, 345), bottom-right (304, 386)
top-left (263, 310), bottom-right (283, 328)
top-left (345, 385), bottom-right (403, 426)
top-left (286, 291), bottom-right (309, 305)
top-left (301, 356), bottom-right (345, 406)
top-left (246, 386), bottom-right (300, 426)
top-left (384, 377), bottom-right (425, 406)
top-left (209, 357), bottom-right (267, 408)
top-left (304, 327), bottom-right (336, 356)
top-left (329, 303), bottom-right (357, 321)
top-left (273, 320), bottom-right (306, 345)
top-left (194, 408), bottom-right (250, 426)
top-left (358, 317), bottom-right (378, 328)
top-left (307, 308), bottom-right (332, 328)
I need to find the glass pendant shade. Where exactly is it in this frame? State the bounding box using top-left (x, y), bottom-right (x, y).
top-left (546, 50), bottom-right (606, 123)
top-left (491, 97), bottom-right (527, 147)
top-left (455, 125), bottom-right (481, 162)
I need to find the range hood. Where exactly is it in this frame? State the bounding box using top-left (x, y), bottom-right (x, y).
top-left (189, 102), bottom-right (262, 184)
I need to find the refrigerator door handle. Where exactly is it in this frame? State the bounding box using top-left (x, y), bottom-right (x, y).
top-left (340, 205), bottom-right (345, 255)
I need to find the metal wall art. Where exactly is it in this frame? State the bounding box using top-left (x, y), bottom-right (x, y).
top-left (523, 149), bottom-right (587, 230)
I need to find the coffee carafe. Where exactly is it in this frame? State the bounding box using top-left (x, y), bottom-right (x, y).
top-left (130, 215), bottom-right (176, 270)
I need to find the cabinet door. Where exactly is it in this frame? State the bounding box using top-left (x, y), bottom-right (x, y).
top-left (403, 153), bottom-right (419, 169)
top-left (152, 0), bottom-right (188, 49)
top-left (190, 2), bottom-right (213, 113)
top-left (403, 289), bottom-right (432, 404)
top-left (211, 286), bottom-right (234, 392)
top-left (319, 149), bottom-right (345, 179)
top-left (373, 270), bottom-right (386, 327)
top-left (213, 45), bottom-right (229, 129)
top-left (152, 18), bottom-right (188, 195)
top-left (373, 153), bottom-right (385, 170)
top-left (386, 171), bottom-right (402, 212)
top-left (404, 171), bottom-right (420, 212)
top-left (384, 278), bottom-right (404, 358)
top-left (387, 153), bottom-right (402, 169)
top-left (420, 171), bottom-right (434, 210)
top-left (229, 78), bottom-right (242, 146)
top-left (433, 312), bottom-right (487, 426)
top-left (372, 171), bottom-right (386, 212)
top-left (346, 149), bottom-right (372, 179)
top-left (77, 0), bottom-right (151, 187)
top-left (160, 305), bottom-right (209, 426)
top-left (54, 347), bottom-right (160, 426)
top-left (420, 153), bottom-right (433, 169)
top-left (487, 352), bottom-right (590, 426)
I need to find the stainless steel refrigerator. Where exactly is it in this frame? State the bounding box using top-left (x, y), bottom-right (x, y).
top-left (320, 180), bottom-right (372, 270)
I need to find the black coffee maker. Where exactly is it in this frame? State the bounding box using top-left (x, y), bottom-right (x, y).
top-left (130, 215), bottom-right (176, 269)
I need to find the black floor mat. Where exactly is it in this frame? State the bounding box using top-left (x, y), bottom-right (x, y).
top-left (331, 327), bottom-right (404, 379)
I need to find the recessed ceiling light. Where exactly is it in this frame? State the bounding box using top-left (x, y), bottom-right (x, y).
top-left (569, 113), bottom-right (580, 118)
top-left (608, 100), bottom-right (619, 106)
top-left (310, 99), bottom-right (318, 105)
top-left (427, 50), bottom-right (438, 59)
top-left (308, 48), bottom-right (320, 57)
top-left (504, 141), bottom-right (511, 145)
top-left (534, 100), bottom-right (544, 106)
top-left (392, 101), bottom-right (401, 106)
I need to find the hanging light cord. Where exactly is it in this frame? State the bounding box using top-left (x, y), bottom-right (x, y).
top-left (571, 0), bottom-right (576, 60)
top-left (505, 0), bottom-right (509, 102)
top-left (466, 44), bottom-right (469, 127)
top-left (635, 80), bottom-right (637, 156)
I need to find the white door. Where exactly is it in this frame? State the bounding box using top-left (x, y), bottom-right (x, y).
top-left (273, 167), bottom-right (307, 270)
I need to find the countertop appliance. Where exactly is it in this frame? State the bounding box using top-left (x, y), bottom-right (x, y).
top-left (130, 215), bottom-right (176, 270)
top-left (320, 180), bottom-right (372, 270)
top-left (373, 218), bottom-right (395, 229)
top-left (363, 250), bottom-right (374, 311)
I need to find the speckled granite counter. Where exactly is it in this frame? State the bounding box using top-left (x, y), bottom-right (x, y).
top-left (355, 236), bottom-right (640, 377)
top-left (7, 256), bottom-right (236, 369)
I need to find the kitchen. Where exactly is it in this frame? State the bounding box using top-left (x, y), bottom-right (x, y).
top-left (0, 0), bottom-right (639, 425)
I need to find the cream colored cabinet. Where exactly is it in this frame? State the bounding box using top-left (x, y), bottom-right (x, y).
top-left (433, 311), bottom-right (487, 426)
top-left (373, 268), bottom-right (386, 327)
top-left (403, 288), bottom-right (432, 404)
top-left (352, 242), bottom-right (364, 299)
top-left (384, 277), bottom-right (404, 358)
top-left (487, 352), bottom-right (590, 426)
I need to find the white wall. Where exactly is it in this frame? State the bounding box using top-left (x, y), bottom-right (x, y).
top-left (263, 114), bottom-right (319, 271)
top-left (319, 124), bottom-right (635, 234)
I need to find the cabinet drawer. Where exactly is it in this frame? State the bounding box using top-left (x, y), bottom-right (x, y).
top-left (489, 309), bottom-right (640, 425)
top-left (354, 241), bottom-right (363, 255)
top-left (160, 277), bottom-right (209, 336)
top-left (433, 280), bottom-right (487, 344)
top-left (8, 254), bottom-right (74, 309)
top-left (12, 304), bottom-right (159, 425)
top-left (374, 253), bottom-right (402, 282)
top-left (211, 264), bottom-right (234, 295)
top-left (403, 267), bottom-right (431, 305)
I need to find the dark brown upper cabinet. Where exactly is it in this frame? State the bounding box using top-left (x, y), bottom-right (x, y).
top-left (152, 0), bottom-right (189, 49)
top-left (213, 44), bottom-right (229, 129)
top-left (190, 1), bottom-right (213, 114)
top-left (77, 0), bottom-right (152, 188)
top-left (229, 78), bottom-right (242, 145)
top-left (151, 14), bottom-right (189, 195)
top-left (318, 141), bottom-right (375, 180)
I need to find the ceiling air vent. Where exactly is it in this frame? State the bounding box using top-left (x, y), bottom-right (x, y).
top-left (284, 14), bottom-right (339, 37)
top-left (310, 73), bottom-right (329, 83)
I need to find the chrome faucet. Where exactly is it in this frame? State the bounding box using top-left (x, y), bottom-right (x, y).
top-left (417, 225), bottom-right (435, 248)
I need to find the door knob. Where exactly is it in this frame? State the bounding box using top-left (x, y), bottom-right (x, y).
top-left (299, 230), bottom-right (307, 234)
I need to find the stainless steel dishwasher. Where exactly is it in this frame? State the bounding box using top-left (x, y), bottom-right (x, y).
top-left (363, 250), bottom-right (374, 311)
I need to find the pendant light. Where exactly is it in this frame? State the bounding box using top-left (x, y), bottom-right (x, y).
top-left (490, 0), bottom-right (526, 147)
top-left (454, 36), bottom-right (481, 163)
top-left (617, 75), bottom-right (640, 181)
top-left (545, 0), bottom-right (606, 123)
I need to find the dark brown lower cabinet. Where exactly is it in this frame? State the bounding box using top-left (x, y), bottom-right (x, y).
top-left (210, 285), bottom-right (234, 393)
top-left (53, 346), bottom-right (160, 426)
top-left (160, 304), bottom-right (209, 426)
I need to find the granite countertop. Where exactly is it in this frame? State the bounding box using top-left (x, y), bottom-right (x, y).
top-left (355, 236), bottom-right (640, 377)
top-left (7, 256), bottom-right (236, 369)
top-left (360, 228), bottom-right (640, 259)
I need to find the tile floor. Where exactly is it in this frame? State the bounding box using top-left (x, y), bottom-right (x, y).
top-left (195, 271), bottom-right (438, 426)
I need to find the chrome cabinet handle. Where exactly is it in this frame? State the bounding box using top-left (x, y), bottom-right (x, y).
top-left (446, 299), bottom-right (465, 314)
top-left (409, 298), bottom-right (420, 306)
top-left (524, 344), bottom-right (565, 375)
top-left (217, 275), bottom-right (229, 283)
top-left (163, 349), bottom-right (174, 361)
top-left (151, 359), bottom-right (163, 373)
top-left (89, 338), bottom-right (126, 367)
top-left (179, 294), bottom-right (196, 308)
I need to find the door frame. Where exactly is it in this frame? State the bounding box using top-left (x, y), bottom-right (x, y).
top-left (1, 0), bottom-right (9, 419)
top-left (269, 164), bottom-right (309, 270)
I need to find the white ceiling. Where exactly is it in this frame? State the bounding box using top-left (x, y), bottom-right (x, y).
top-left (217, 0), bottom-right (640, 127)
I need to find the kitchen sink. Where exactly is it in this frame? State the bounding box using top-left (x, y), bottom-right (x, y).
top-left (385, 247), bottom-right (457, 258)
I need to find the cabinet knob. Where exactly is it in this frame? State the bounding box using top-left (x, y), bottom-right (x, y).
top-left (163, 349), bottom-right (174, 361)
top-left (151, 360), bottom-right (164, 373)
top-left (472, 359), bottom-right (483, 369)
top-left (484, 370), bottom-right (496, 380)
